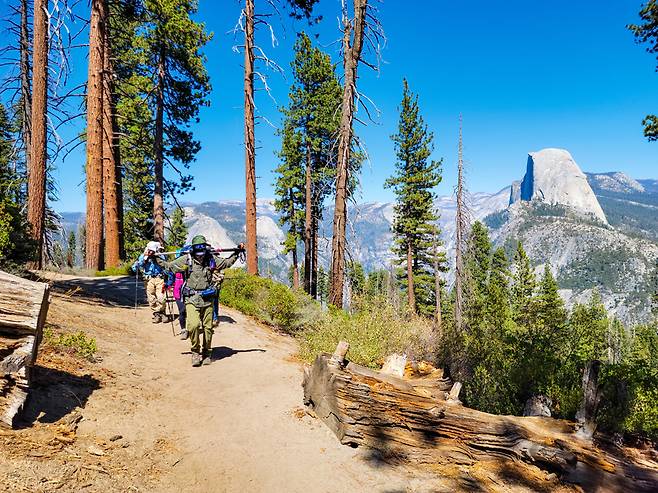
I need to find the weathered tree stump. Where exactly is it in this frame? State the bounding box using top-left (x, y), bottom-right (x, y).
top-left (302, 342), bottom-right (643, 486)
top-left (0, 270), bottom-right (49, 427)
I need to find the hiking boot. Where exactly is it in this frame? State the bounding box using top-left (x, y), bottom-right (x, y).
top-left (202, 356), bottom-right (212, 366)
top-left (179, 329), bottom-right (188, 340)
top-left (191, 353), bottom-right (202, 367)
top-left (152, 313), bottom-right (162, 324)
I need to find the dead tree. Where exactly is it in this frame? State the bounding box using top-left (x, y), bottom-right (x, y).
top-left (434, 230), bottom-right (442, 333)
top-left (27, 0), bottom-right (49, 268)
top-left (454, 116), bottom-right (467, 332)
top-left (20, 0), bottom-right (32, 184)
top-left (329, 0), bottom-right (382, 308)
top-left (243, 0), bottom-right (258, 274)
top-left (85, 0), bottom-right (105, 270)
top-left (0, 270), bottom-right (49, 428)
top-left (303, 343), bottom-right (658, 491)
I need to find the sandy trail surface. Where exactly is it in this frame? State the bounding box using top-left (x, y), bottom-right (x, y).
top-left (1, 273), bottom-right (450, 493)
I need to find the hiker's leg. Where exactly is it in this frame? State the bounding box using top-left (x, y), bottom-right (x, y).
top-left (145, 278), bottom-right (157, 311)
top-left (152, 277), bottom-right (166, 315)
top-left (201, 305), bottom-right (214, 358)
top-left (176, 299), bottom-right (186, 331)
top-left (186, 304), bottom-right (201, 355)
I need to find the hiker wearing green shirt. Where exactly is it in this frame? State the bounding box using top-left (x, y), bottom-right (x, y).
top-left (166, 235), bottom-right (244, 367)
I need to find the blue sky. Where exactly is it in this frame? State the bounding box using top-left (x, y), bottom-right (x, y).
top-left (3, 0), bottom-right (658, 212)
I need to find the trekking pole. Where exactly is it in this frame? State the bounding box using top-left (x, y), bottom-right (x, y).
top-left (166, 294), bottom-right (176, 336)
top-left (134, 271), bottom-right (139, 317)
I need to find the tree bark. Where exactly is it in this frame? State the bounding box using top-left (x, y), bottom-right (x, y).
top-left (329, 0), bottom-right (368, 308)
top-left (85, 0), bottom-right (105, 271)
top-left (101, 0), bottom-right (121, 268)
top-left (292, 248), bottom-right (299, 289)
top-left (407, 240), bottom-right (415, 313)
top-left (311, 203), bottom-right (319, 298)
top-left (302, 347), bottom-right (642, 489)
top-left (27, 0), bottom-right (49, 269)
top-left (0, 269), bottom-right (49, 428)
top-left (303, 140), bottom-right (313, 293)
top-left (153, 47), bottom-right (165, 245)
top-left (244, 0), bottom-right (258, 275)
top-left (434, 235), bottom-right (442, 331)
top-left (575, 360), bottom-right (602, 440)
top-left (20, 0), bottom-right (31, 197)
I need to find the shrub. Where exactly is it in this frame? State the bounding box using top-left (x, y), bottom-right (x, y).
top-left (43, 327), bottom-right (98, 361)
top-left (298, 297), bottom-right (436, 368)
top-left (96, 263), bottom-right (133, 277)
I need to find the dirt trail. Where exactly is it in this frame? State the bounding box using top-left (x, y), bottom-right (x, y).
top-left (1, 273), bottom-right (457, 493)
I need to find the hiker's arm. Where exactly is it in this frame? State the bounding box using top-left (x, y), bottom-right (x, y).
top-left (165, 255), bottom-right (188, 273)
top-left (215, 251), bottom-right (240, 271)
top-left (131, 254), bottom-right (145, 273)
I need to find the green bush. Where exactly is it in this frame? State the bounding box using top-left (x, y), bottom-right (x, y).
top-left (43, 327), bottom-right (98, 361)
top-left (298, 297), bottom-right (435, 368)
top-left (220, 269), bottom-right (321, 334)
top-left (96, 263), bottom-right (133, 277)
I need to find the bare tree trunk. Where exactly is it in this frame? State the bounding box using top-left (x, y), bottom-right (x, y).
top-left (329, 0), bottom-right (367, 308)
top-left (153, 47), bottom-right (165, 245)
top-left (303, 141), bottom-right (312, 293)
top-left (101, 0), bottom-right (121, 267)
top-left (244, 0), bottom-right (258, 275)
top-left (292, 248), bottom-right (299, 289)
top-left (20, 0), bottom-right (31, 195)
top-left (85, 0), bottom-right (105, 270)
top-left (407, 240), bottom-right (415, 313)
top-left (311, 204), bottom-right (318, 298)
top-left (434, 234), bottom-right (442, 333)
top-left (27, 0), bottom-right (48, 269)
top-left (576, 360), bottom-right (602, 440)
top-left (454, 116), bottom-right (465, 332)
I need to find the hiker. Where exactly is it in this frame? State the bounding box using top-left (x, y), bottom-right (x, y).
top-left (166, 235), bottom-right (244, 367)
top-left (172, 247), bottom-right (188, 340)
top-left (131, 241), bottom-right (168, 323)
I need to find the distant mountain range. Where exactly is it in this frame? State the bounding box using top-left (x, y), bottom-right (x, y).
top-left (58, 149), bottom-right (658, 324)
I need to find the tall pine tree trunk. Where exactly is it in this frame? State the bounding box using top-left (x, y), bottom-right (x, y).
top-left (244, 0), bottom-right (258, 274)
top-left (20, 0), bottom-right (31, 197)
top-left (329, 0), bottom-right (367, 308)
top-left (101, 0), bottom-right (121, 267)
top-left (407, 240), bottom-right (415, 313)
top-left (85, 0), bottom-right (105, 270)
top-left (311, 204), bottom-right (318, 298)
top-left (27, 0), bottom-right (48, 268)
top-left (153, 47), bottom-right (165, 245)
top-left (303, 140), bottom-right (312, 293)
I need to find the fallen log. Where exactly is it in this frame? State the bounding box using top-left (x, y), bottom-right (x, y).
top-left (302, 342), bottom-right (658, 491)
top-left (0, 270), bottom-right (49, 427)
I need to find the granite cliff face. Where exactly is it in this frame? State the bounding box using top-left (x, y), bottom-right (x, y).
top-left (512, 149), bottom-right (608, 224)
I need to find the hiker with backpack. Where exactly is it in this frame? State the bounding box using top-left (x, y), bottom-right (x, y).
top-left (131, 241), bottom-right (168, 323)
top-left (165, 235), bottom-right (244, 367)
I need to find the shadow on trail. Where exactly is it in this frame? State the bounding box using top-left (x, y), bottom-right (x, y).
top-left (16, 365), bottom-right (101, 427)
top-left (217, 315), bottom-right (236, 324)
top-left (211, 346), bottom-right (266, 361)
top-left (50, 275), bottom-right (145, 308)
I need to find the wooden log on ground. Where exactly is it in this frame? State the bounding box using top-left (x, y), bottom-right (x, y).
top-left (0, 270), bottom-right (49, 428)
top-left (304, 347), bottom-right (615, 477)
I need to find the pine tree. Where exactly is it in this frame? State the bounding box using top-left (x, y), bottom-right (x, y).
top-left (274, 122), bottom-right (304, 289)
top-left (166, 206), bottom-right (188, 248)
top-left (276, 33), bottom-right (341, 295)
top-left (629, 1), bottom-right (658, 140)
top-left (463, 221), bottom-right (492, 332)
top-left (385, 79), bottom-right (443, 315)
top-left (511, 242), bottom-right (535, 327)
top-left (66, 230), bottom-right (76, 268)
top-left (486, 247), bottom-right (511, 332)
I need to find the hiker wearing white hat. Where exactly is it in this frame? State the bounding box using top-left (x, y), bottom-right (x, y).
top-left (131, 240), bottom-right (167, 323)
